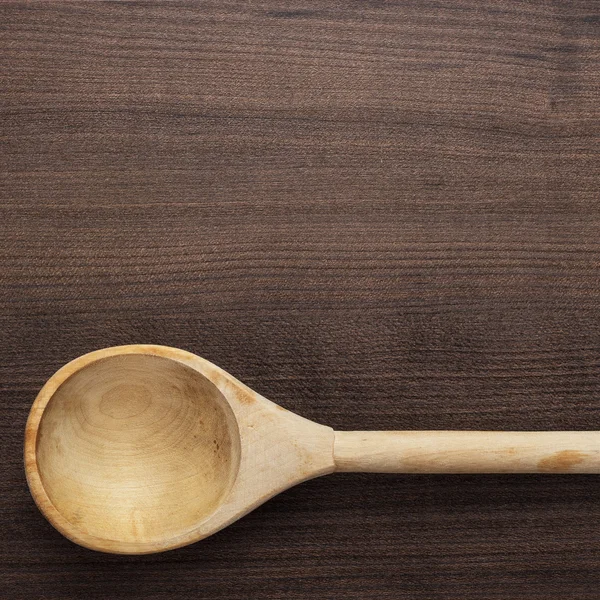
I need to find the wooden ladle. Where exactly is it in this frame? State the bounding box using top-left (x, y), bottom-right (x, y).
top-left (25, 344), bottom-right (600, 554)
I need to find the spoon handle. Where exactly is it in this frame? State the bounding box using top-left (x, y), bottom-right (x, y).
top-left (333, 431), bottom-right (600, 473)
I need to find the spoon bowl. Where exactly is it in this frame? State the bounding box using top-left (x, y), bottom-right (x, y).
top-left (26, 345), bottom-right (600, 554)
top-left (35, 354), bottom-right (240, 546)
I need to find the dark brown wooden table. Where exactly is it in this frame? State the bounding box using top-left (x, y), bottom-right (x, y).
top-left (2, 1), bottom-right (599, 598)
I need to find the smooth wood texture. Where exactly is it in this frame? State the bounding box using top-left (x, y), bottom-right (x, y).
top-left (2, 0), bottom-right (600, 596)
top-left (26, 345), bottom-right (599, 554)
top-left (334, 431), bottom-right (600, 473)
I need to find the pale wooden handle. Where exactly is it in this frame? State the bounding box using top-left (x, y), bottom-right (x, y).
top-left (333, 431), bottom-right (600, 473)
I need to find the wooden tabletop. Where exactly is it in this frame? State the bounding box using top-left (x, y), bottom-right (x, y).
top-left (2, 1), bottom-right (599, 598)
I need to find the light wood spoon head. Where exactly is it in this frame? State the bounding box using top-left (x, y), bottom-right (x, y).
top-left (25, 345), bottom-right (334, 554)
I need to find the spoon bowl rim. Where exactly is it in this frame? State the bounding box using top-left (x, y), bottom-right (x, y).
top-left (24, 344), bottom-right (244, 554)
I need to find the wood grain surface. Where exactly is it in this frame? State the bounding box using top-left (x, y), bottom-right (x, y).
top-left (1, 1), bottom-right (599, 598)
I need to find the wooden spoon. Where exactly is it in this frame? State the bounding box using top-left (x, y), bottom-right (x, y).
top-left (25, 344), bottom-right (600, 554)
